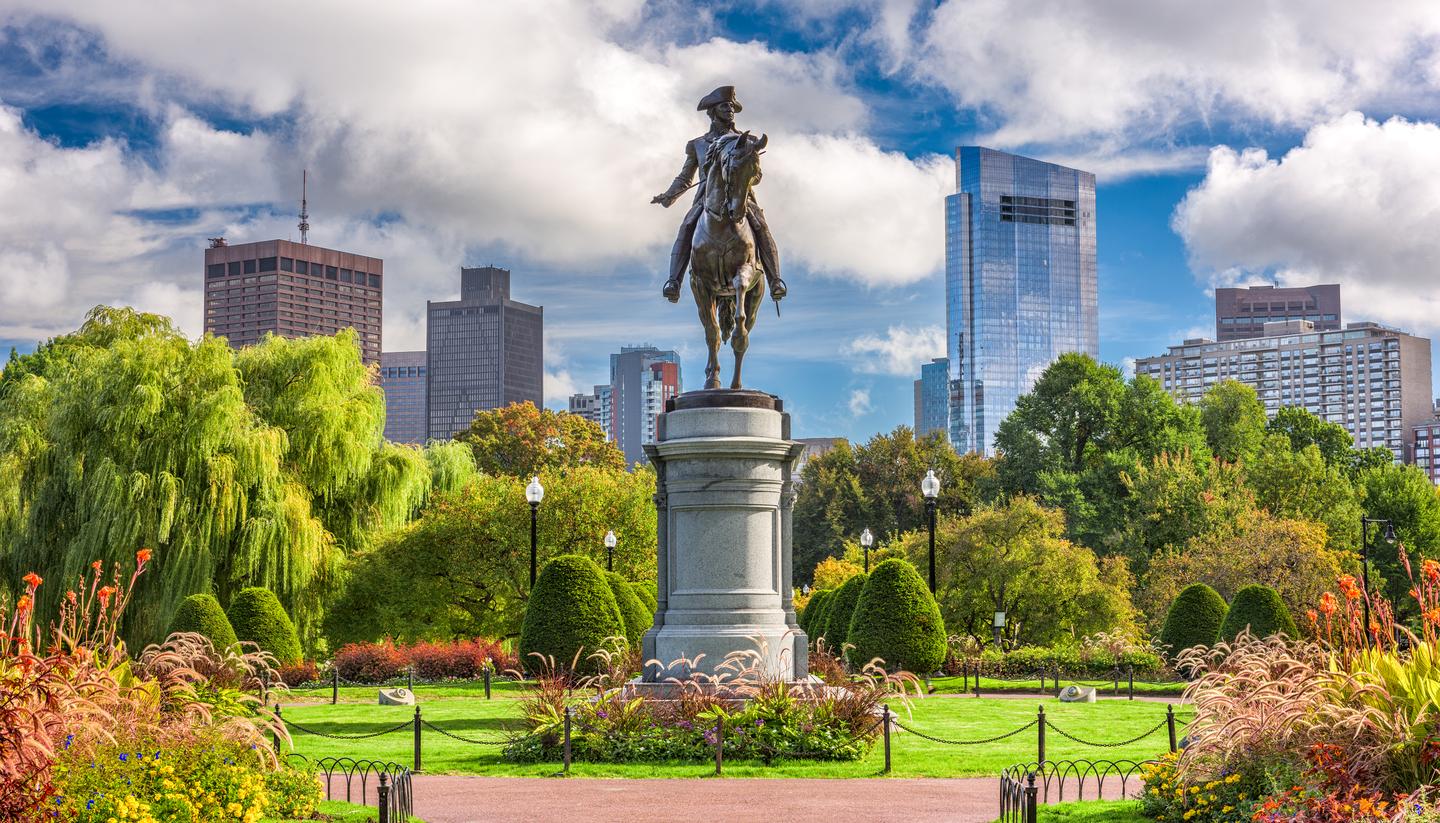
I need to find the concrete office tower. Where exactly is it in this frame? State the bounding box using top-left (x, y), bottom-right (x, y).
top-left (203, 238), bottom-right (383, 363)
top-left (1136, 320), bottom-right (1433, 462)
top-left (914, 357), bottom-right (949, 438)
top-left (380, 351), bottom-right (427, 444)
top-left (610, 346), bottom-right (682, 466)
top-left (946, 147), bottom-right (1098, 455)
top-left (425, 266), bottom-right (543, 441)
top-left (1412, 406), bottom-right (1440, 485)
top-left (1215, 284), bottom-right (1341, 341)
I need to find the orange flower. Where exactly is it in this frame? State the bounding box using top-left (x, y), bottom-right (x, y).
top-left (97, 585), bottom-right (116, 606)
top-left (1424, 559), bottom-right (1440, 584)
top-left (1426, 607), bottom-right (1440, 626)
top-left (15, 594), bottom-right (31, 614)
top-left (1338, 575), bottom-right (1362, 600)
top-left (136, 548), bottom-right (153, 565)
top-left (66, 591), bottom-right (77, 604)
top-left (1306, 609), bottom-right (1319, 624)
top-left (1319, 592), bottom-right (1338, 616)
top-left (91, 560), bottom-right (102, 572)
top-left (22, 572), bottom-right (42, 589)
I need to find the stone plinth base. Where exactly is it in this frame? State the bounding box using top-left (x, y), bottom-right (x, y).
top-left (640, 390), bottom-right (808, 682)
top-left (620, 675), bottom-right (826, 702)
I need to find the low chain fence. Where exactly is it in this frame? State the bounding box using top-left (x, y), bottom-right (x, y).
top-left (285, 666), bottom-right (515, 702)
top-left (998, 758), bottom-right (1157, 823)
top-left (951, 662), bottom-right (1187, 699)
top-left (285, 754), bottom-right (413, 823)
top-left (274, 704), bottom-right (516, 772)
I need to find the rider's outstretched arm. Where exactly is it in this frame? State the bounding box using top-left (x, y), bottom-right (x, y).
top-left (652, 141), bottom-right (699, 207)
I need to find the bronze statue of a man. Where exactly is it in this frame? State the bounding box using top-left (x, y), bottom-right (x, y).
top-left (652, 86), bottom-right (785, 304)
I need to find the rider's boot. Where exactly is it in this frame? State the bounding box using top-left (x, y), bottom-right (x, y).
top-left (750, 210), bottom-right (786, 301)
top-left (663, 235), bottom-right (689, 303)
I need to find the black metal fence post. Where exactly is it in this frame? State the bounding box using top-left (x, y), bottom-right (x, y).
top-left (377, 772), bottom-right (390, 823)
top-left (408, 665), bottom-right (414, 693)
top-left (272, 704), bottom-right (282, 752)
top-left (1167, 705), bottom-right (1178, 752)
top-left (484, 666), bottom-right (492, 700)
top-left (882, 704), bottom-right (892, 774)
top-left (1039, 669), bottom-right (1046, 692)
top-left (413, 706), bottom-right (422, 772)
top-left (1036, 705), bottom-right (1046, 765)
top-left (563, 707), bottom-right (572, 773)
top-left (1112, 668), bottom-right (1120, 696)
top-left (331, 667), bottom-right (339, 705)
top-left (1024, 771), bottom-right (1038, 823)
top-left (974, 667), bottom-right (982, 699)
top-left (1127, 665), bottom-right (1134, 701)
top-left (714, 720), bottom-right (724, 776)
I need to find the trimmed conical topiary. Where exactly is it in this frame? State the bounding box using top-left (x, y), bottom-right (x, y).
top-left (519, 554), bottom-right (625, 675)
top-left (605, 571), bottom-right (651, 651)
top-left (825, 573), bottom-right (867, 651)
top-left (805, 590), bottom-right (834, 645)
top-left (1220, 584), bottom-right (1297, 640)
top-left (168, 593), bottom-right (239, 651)
top-left (845, 559), bottom-right (946, 674)
top-left (226, 587), bottom-right (302, 665)
top-left (1160, 583), bottom-right (1229, 658)
top-left (631, 580), bottom-right (658, 614)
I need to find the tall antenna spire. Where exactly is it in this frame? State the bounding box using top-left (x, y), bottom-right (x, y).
top-left (298, 169), bottom-right (310, 245)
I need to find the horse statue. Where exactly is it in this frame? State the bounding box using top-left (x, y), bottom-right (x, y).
top-left (689, 131), bottom-right (769, 390)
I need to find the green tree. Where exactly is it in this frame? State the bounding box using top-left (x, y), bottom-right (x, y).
top-left (1198, 380), bottom-right (1267, 464)
top-left (605, 570), bottom-right (651, 650)
top-left (845, 559), bottom-right (946, 674)
top-left (892, 497), bottom-right (1136, 647)
top-left (518, 554), bottom-right (624, 674)
top-left (1219, 584), bottom-right (1298, 640)
top-left (1160, 583), bottom-right (1228, 659)
top-left (0, 308), bottom-right (435, 648)
top-left (167, 593), bottom-right (239, 651)
top-left (326, 466), bottom-right (657, 645)
top-left (1358, 463), bottom-right (1440, 613)
top-left (1246, 434), bottom-right (1361, 551)
top-left (1266, 407), bottom-right (1358, 470)
top-left (823, 573), bottom-right (867, 652)
top-left (227, 587), bottom-right (303, 665)
top-left (455, 401), bottom-right (625, 475)
top-left (1114, 451), bottom-right (1255, 570)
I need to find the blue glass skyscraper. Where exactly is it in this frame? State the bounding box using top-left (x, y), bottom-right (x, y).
top-left (946, 147), bottom-right (1097, 455)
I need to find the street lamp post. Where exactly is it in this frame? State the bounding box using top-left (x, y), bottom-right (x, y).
top-left (993, 611), bottom-right (1006, 649)
top-left (526, 476), bottom-right (545, 588)
top-left (921, 469), bottom-right (941, 594)
top-left (859, 527), bottom-right (874, 574)
top-left (604, 530), bottom-right (617, 573)
top-left (1359, 515), bottom-right (1396, 644)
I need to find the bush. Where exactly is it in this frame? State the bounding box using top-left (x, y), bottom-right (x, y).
top-left (519, 554), bottom-right (625, 674)
top-left (226, 587), bottom-right (303, 665)
top-left (631, 580), bottom-right (657, 614)
top-left (972, 645), bottom-right (1166, 678)
top-left (803, 589), bottom-right (833, 643)
top-left (1160, 583), bottom-right (1228, 658)
top-left (825, 573), bottom-right (866, 651)
top-left (332, 639), bottom-right (408, 682)
top-left (407, 638), bottom-right (516, 679)
top-left (845, 559), bottom-right (946, 674)
top-left (605, 571), bottom-right (651, 650)
top-left (277, 659), bottom-right (320, 687)
top-left (1220, 584), bottom-right (1298, 640)
top-left (167, 593), bottom-right (239, 651)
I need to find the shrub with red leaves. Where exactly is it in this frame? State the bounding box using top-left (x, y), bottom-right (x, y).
top-left (332, 640), bottom-right (408, 682)
top-left (332, 638), bottom-right (517, 683)
top-left (277, 659), bottom-right (320, 688)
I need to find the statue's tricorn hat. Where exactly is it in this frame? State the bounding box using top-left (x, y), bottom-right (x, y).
top-left (698, 85), bottom-right (742, 112)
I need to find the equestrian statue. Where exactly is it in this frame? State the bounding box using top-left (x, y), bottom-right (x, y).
top-left (652, 85), bottom-right (784, 390)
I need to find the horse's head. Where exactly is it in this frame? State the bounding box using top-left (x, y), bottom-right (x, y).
top-left (720, 132), bottom-right (766, 223)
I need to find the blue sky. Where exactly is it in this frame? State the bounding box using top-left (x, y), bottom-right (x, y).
top-left (2, 2), bottom-right (1439, 440)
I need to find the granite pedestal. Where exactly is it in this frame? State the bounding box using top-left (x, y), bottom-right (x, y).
top-left (639, 390), bottom-right (808, 682)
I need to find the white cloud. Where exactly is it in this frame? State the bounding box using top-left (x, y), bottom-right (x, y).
top-left (848, 387), bottom-right (873, 416)
top-left (916, 0), bottom-right (1440, 152)
top-left (844, 324), bottom-right (944, 376)
top-left (543, 369), bottom-right (581, 405)
top-left (1173, 112), bottom-right (1440, 336)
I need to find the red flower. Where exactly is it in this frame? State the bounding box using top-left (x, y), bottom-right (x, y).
top-left (22, 571), bottom-right (42, 589)
top-left (136, 548), bottom-right (153, 565)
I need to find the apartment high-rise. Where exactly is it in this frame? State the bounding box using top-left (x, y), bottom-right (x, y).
top-left (946, 147), bottom-right (1098, 455)
top-left (609, 346), bottom-right (681, 466)
top-left (914, 357), bottom-right (949, 438)
top-left (1215, 284), bottom-right (1341, 341)
top-left (203, 238), bottom-right (383, 363)
top-left (425, 266), bottom-right (543, 441)
top-left (380, 351), bottom-right (427, 444)
top-left (1136, 320), bottom-right (1433, 462)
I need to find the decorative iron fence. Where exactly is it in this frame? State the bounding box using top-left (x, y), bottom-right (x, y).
top-left (286, 754), bottom-right (414, 823)
top-left (997, 758), bottom-right (1157, 823)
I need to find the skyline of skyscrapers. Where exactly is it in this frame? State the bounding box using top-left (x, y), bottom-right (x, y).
top-left (203, 237), bottom-right (384, 363)
top-left (569, 346), bottom-right (681, 466)
top-left (425, 265), bottom-right (543, 441)
top-left (379, 350), bottom-right (426, 444)
top-left (913, 357), bottom-right (949, 438)
top-left (1215, 283), bottom-right (1341, 341)
top-left (945, 147), bottom-right (1098, 455)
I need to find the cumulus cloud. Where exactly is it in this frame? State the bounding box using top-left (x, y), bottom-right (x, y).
top-left (1173, 112), bottom-right (1440, 336)
top-left (848, 387), bottom-right (873, 417)
top-left (916, 0), bottom-right (1440, 152)
top-left (543, 369), bottom-right (581, 405)
top-left (844, 324), bottom-right (944, 376)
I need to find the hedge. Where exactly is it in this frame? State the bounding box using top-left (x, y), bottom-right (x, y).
top-left (1220, 584), bottom-right (1298, 640)
top-left (605, 571), bottom-right (652, 650)
top-left (804, 590), bottom-right (834, 645)
top-left (845, 559), bottom-right (946, 674)
top-left (1160, 583), bottom-right (1229, 658)
top-left (226, 587), bottom-right (302, 665)
top-left (824, 573), bottom-right (867, 652)
top-left (519, 554), bottom-right (625, 675)
top-left (631, 581), bottom-right (658, 614)
top-left (972, 645), bottom-right (1165, 678)
top-left (167, 593), bottom-right (238, 651)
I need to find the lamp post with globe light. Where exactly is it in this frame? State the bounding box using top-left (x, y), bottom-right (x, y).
top-left (859, 527), bottom-right (874, 573)
top-left (604, 530), bottom-right (617, 573)
top-left (526, 476), bottom-right (545, 588)
top-left (921, 470), bottom-right (941, 593)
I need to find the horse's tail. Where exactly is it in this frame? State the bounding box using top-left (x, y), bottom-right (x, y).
top-left (718, 296), bottom-right (735, 344)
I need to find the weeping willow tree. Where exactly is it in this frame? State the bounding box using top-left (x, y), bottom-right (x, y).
top-left (0, 306), bottom-right (460, 649)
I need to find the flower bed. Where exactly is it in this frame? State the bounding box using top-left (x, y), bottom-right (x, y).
top-left (331, 637), bottom-right (517, 682)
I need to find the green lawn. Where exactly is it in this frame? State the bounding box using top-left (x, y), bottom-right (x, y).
top-left (278, 695), bottom-right (1187, 778)
top-left (262, 799), bottom-right (425, 823)
top-left (286, 679), bottom-right (530, 704)
top-left (928, 675), bottom-right (1187, 698)
top-left (989, 799), bottom-right (1150, 823)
